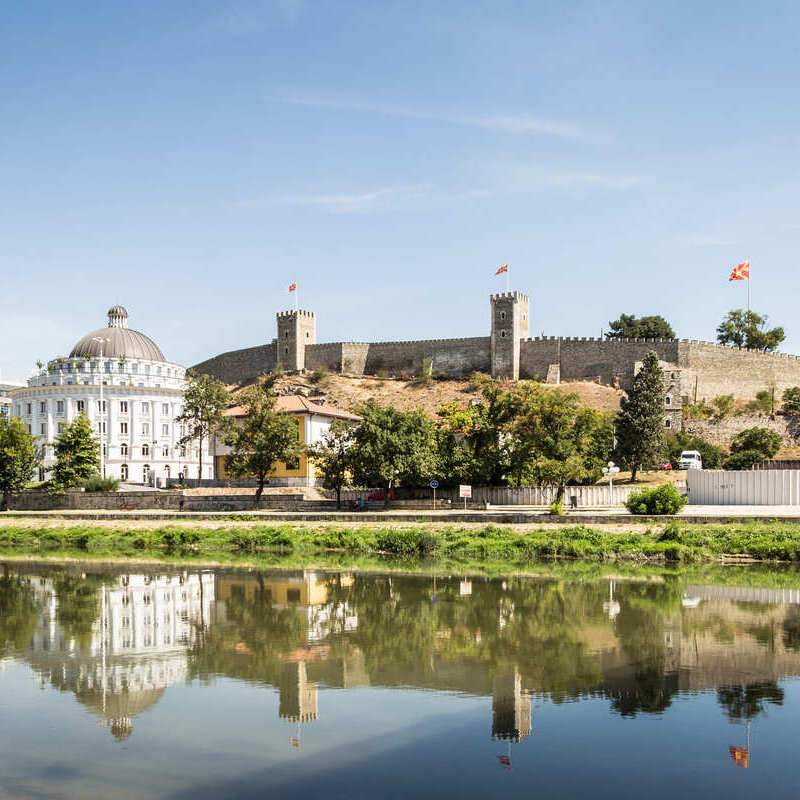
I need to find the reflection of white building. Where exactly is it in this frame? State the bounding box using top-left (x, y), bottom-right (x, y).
top-left (9, 306), bottom-right (206, 484)
top-left (24, 571), bottom-right (215, 739)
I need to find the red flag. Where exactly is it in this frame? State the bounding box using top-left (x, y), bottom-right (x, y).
top-left (495, 264), bottom-right (508, 275)
top-left (288, 282), bottom-right (297, 292)
top-left (729, 261), bottom-right (750, 281)
top-left (496, 754), bottom-right (511, 768)
top-left (729, 745), bottom-right (749, 768)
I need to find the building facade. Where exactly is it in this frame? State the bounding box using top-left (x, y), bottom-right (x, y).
top-left (9, 306), bottom-right (206, 484)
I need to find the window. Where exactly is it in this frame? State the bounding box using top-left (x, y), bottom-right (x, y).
top-left (287, 589), bottom-right (301, 603)
top-left (97, 421), bottom-right (106, 434)
top-left (57, 422), bottom-right (64, 433)
top-left (26, 403), bottom-right (32, 415)
top-left (120, 401), bottom-right (128, 413)
top-left (120, 422), bottom-right (128, 435)
top-left (56, 400), bottom-right (64, 414)
top-left (141, 402), bottom-right (150, 413)
top-left (27, 424), bottom-right (32, 434)
top-left (285, 346), bottom-right (289, 355)
top-left (121, 443), bottom-right (128, 457)
top-left (131, 363), bottom-right (138, 374)
top-left (500, 330), bottom-right (507, 338)
top-left (664, 418), bottom-right (671, 428)
top-left (665, 396), bottom-right (671, 406)
top-left (500, 311), bottom-right (506, 320)
top-left (285, 455), bottom-right (300, 470)
top-left (164, 465), bottom-right (170, 478)
top-left (180, 446), bottom-right (186, 457)
top-left (156, 366), bottom-right (161, 375)
top-left (143, 464), bottom-right (150, 482)
top-left (39, 401), bottom-right (47, 414)
top-left (162, 445), bottom-right (170, 457)
top-left (161, 403), bottom-right (170, 416)
top-left (162, 424), bottom-right (169, 436)
top-left (76, 400), bottom-right (85, 413)
top-left (142, 423), bottom-right (150, 437)
top-left (142, 443), bottom-right (150, 457)
top-left (104, 361), bottom-right (111, 373)
top-left (102, 444), bottom-right (107, 457)
top-left (120, 464), bottom-right (128, 480)
top-left (96, 400), bottom-right (106, 413)
top-left (145, 365), bottom-right (150, 375)
top-left (40, 423), bottom-right (47, 436)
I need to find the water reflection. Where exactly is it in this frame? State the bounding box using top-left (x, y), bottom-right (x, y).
top-left (1, 564), bottom-right (799, 759)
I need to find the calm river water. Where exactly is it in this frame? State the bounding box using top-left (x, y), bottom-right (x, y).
top-left (1, 560), bottom-right (800, 799)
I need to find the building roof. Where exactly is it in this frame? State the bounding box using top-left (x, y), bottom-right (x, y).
top-left (69, 307), bottom-right (167, 362)
top-left (224, 394), bottom-right (361, 422)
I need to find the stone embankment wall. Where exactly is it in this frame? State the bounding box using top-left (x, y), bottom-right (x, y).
top-left (684, 413), bottom-right (800, 449)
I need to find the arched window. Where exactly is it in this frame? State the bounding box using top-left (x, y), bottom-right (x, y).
top-left (120, 464), bottom-right (128, 481)
top-left (120, 443), bottom-right (128, 457)
top-left (664, 418), bottom-right (671, 429)
top-left (142, 443), bottom-right (150, 457)
top-left (143, 464), bottom-right (150, 483)
top-left (164, 465), bottom-right (170, 479)
top-left (665, 396), bottom-right (671, 406)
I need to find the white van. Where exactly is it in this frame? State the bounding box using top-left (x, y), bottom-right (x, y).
top-left (679, 450), bottom-right (703, 470)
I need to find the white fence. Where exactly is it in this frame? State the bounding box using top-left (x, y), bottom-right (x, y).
top-left (687, 469), bottom-right (800, 505)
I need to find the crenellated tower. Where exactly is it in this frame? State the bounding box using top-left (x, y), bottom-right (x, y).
top-left (491, 292), bottom-right (529, 379)
top-left (276, 310), bottom-right (316, 371)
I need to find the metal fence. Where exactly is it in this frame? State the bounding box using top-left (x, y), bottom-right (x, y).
top-left (687, 468), bottom-right (800, 505)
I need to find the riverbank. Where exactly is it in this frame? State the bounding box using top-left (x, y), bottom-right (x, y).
top-left (4, 519), bottom-right (800, 563)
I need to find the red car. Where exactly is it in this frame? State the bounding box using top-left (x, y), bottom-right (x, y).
top-left (659, 462), bottom-right (673, 470)
top-left (368, 489), bottom-right (398, 500)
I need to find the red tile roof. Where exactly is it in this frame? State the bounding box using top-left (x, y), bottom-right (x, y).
top-left (224, 394), bottom-right (361, 422)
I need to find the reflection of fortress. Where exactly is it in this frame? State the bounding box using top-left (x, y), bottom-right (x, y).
top-left (10, 569), bottom-right (800, 743)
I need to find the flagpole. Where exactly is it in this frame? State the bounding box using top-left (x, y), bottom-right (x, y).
top-left (506, 268), bottom-right (510, 293)
top-left (747, 260), bottom-right (750, 314)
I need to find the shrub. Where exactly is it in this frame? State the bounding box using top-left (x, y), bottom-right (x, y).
top-left (626, 483), bottom-right (687, 515)
top-left (310, 367), bottom-right (328, 384)
top-left (80, 475), bottom-right (121, 492)
top-left (729, 427), bottom-right (781, 461)
top-left (723, 449), bottom-right (766, 471)
top-left (782, 387), bottom-right (800, 414)
top-left (712, 394), bottom-right (735, 419)
top-left (549, 498), bottom-right (564, 515)
top-left (376, 369), bottom-right (390, 380)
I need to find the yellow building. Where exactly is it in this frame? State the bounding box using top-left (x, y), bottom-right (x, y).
top-left (213, 394), bottom-right (360, 486)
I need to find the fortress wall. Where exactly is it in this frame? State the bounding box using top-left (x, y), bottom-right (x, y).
top-left (363, 337), bottom-right (491, 377)
top-left (520, 338), bottom-right (680, 388)
top-left (192, 342), bottom-right (277, 385)
top-left (305, 343), bottom-right (344, 373)
top-left (678, 341), bottom-right (800, 400)
top-left (341, 343), bottom-right (371, 374)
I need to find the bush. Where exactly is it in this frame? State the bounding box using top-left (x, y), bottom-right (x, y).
top-left (626, 483), bottom-right (687, 515)
top-left (712, 394), bottom-right (735, 419)
top-left (80, 475), bottom-right (121, 492)
top-left (310, 367), bottom-right (328, 384)
top-left (549, 498), bottom-right (564, 515)
top-left (729, 427), bottom-right (781, 459)
top-left (376, 369), bottom-right (390, 380)
top-left (723, 449), bottom-right (766, 471)
top-left (782, 387), bottom-right (800, 414)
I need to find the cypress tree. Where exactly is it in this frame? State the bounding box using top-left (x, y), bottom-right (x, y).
top-left (616, 350), bottom-right (665, 482)
top-left (50, 412), bottom-right (100, 490)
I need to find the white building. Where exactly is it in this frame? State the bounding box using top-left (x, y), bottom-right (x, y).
top-left (9, 306), bottom-right (207, 484)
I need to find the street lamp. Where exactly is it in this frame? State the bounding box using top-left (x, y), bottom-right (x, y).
top-left (602, 460), bottom-right (620, 505)
top-left (92, 337), bottom-right (110, 478)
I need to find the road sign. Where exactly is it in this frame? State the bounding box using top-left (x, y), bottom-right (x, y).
top-left (430, 480), bottom-right (439, 489)
top-left (459, 485), bottom-right (472, 498)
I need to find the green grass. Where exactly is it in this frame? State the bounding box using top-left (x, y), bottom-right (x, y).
top-left (3, 518), bottom-right (800, 565)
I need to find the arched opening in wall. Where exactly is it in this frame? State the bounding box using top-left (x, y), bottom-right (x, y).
top-left (306, 332), bottom-right (310, 338)
top-left (142, 443), bottom-right (150, 457)
top-left (164, 465), bottom-right (170, 479)
top-left (121, 464), bottom-right (128, 481)
top-left (500, 311), bottom-right (506, 320)
top-left (665, 396), bottom-right (671, 405)
top-left (121, 443), bottom-right (128, 457)
top-left (500, 330), bottom-right (507, 338)
top-left (664, 418), bottom-right (671, 428)
top-left (285, 346), bottom-right (289, 355)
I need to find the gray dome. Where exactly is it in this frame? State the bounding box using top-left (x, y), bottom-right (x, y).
top-left (69, 307), bottom-right (166, 361)
top-left (69, 327), bottom-right (167, 361)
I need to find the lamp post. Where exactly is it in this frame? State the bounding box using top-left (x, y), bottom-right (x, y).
top-left (602, 461), bottom-right (620, 506)
top-left (92, 337), bottom-right (110, 478)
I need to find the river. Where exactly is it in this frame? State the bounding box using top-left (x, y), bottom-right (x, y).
top-left (1, 560), bottom-right (799, 798)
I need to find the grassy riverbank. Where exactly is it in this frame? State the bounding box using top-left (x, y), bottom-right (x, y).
top-left (3, 519), bottom-right (800, 563)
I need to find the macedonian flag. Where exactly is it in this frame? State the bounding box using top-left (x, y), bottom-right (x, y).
top-left (495, 264), bottom-right (508, 275)
top-left (288, 282), bottom-right (297, 292)
top-left (729, 745), bottom-right (749, 768)
top-left (729, 261), bottom-right (750, 281)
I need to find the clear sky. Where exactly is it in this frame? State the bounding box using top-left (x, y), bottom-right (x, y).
top-left (2, 1), bottom-right (800, 382)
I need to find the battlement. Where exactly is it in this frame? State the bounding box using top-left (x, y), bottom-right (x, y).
top-left (276, 309), bottom-right (315, 319)
top-left (313, 336), bottom-right (490, 347)
top-left (490, 291), bottom-right (529, 302)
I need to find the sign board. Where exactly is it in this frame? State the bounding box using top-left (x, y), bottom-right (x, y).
top-left (459, 485), bottom-right (472, 499)
top-left (430, 480), bottom-right (439, 489)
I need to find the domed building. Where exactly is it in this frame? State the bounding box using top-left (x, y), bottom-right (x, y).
top-left (9, 306), bottom-right (207, 484)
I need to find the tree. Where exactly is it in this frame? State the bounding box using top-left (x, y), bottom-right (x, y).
top-left (349, 401), bottom-right (439, 493)
top-left (0, 417), bottom-right (40, 510)
top-left (223, 378), bottom-right (300, 506)
top-left (509, 387), bottom-right (606, 502)
top-left (782, 387), bottom-right (800, 414)
top-left (177, 370), bottom-right (230, 482)
top-left (716, 310), bottom-right (785, 352)
top-left (308, 420), bottom-right (355, 508)
top-left (724, 426), bottom-right (781, 470)
top-left (664, 431), bottom-right (724, 469)
top-left (606, 314), bottom-right (675, 340)
top-left (50, 413), bottom-right (99, 491)
top-left (616, 351), bottom-right (665, 482)
top-left (711, 394), bottom-right (735, 419)
top-left (746, 387), bottom-right (776, 415)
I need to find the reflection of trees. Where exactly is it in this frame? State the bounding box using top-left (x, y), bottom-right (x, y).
top-left (717, 682), bottom-right (784, 720)
top-left (782, 610), bottom-right (800, 651)
top-left (0, 571), bottom-right (42, 655)
top-left (50, 573), bottom-right (105, 650)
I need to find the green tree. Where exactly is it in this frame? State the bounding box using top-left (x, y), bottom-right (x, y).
top-left (50, 413), bottom-right (99, 491)
top-left (349, 401), bottom-right (439, 493)
top-left (723, 426), bottom-right (781, 470)
top-left (616, 351), bottom-right (665, 482)
top-left (717, 682), bottom-right (783, 721)
top-left (711, 394), bottom-right (735, 419)
top-left (782, 387), bottom-right (800, 414)
top-left (664, 431), bottom-right (724, 469)
top-left (716, 309), bottom-right (785, 351)
top-left (0, 417), bottom-right (40, 510)
top-left (509, 387), bottom-right (606, 502)
top-left (308, 419), bottom-right (355, 508)
top-left (746, 387), bottom-right (776, 415)
top-left (606, 314), bottom-right (675, 340)
top-left (177, 370), bottom-right (230, 482)
top-left (223, 378), bottom-right (300, 506)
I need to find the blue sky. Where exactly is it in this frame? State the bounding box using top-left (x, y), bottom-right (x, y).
top-left (2, 0), bottom-right (800, 381)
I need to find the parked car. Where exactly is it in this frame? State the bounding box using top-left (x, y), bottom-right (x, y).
top-left (659, 462), bottom-right (673, 470)
top-left (678, 450), bottom-right (703, 470)
top-left (368, 489), bottom-right (398, 501)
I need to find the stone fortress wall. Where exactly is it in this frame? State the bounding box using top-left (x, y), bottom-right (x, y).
top-left (191, 291), bottom-right (800, 401)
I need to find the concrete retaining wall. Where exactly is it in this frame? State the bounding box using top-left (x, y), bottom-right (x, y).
top-left (687, 468), bottom-right (800, 504)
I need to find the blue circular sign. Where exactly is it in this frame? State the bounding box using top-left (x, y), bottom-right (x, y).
top-left (430, 480), bottom-right (439, 489)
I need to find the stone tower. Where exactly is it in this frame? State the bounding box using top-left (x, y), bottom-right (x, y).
top-left (276, 310), bottom-right (316, 371)
top-left (490, 292), bottom-right (529, 379)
